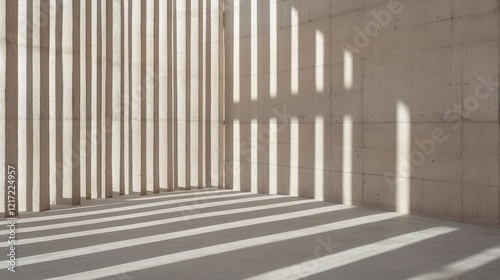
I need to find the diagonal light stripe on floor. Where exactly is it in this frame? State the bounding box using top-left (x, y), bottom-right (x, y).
top-left (0, 204), bottom-right (354, 269)
top-left (406, 245), bottom-right (500, 280)
top-left (3, 198), bottom-right (313, 246)
top-left (41, 212), bottom-right (406, 280)
top-left (0, 193), bottom-right (290, 234)
top-left (244, 227), bottom-right (457, 280)
top-left (0, 191), bottom-right (249, 225)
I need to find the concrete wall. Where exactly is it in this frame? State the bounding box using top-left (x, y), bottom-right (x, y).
top-left (224, 0), bottom-right (500, 226)
top-left (1, 0), bottom-right (224, 215)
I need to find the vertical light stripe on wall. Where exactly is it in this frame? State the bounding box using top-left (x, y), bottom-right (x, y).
top-left (190, 0), bottom-right (198, 188)
top-left (0, 0), bottom-right (6, 214)
top-left (314, 116), bottom-right (324, 201)
top-left (270, 0), bottom-right (277, 99)
top-left (315, 30), bottom-right (324, 93)
top-left (204, 0), bottom-right (212, 187)
top-left (269, 118), bottom-right (277, 195)
top-left (158, 0), bottom-right (168, 191)
top-left (290, 117), bottom-right (299, 197)
top-left (146, 0), bottom-right (154, 193)
top-left (251, 119), bottom-right (258, 193)
top-left (233, 119), bottom-right (240, 191)
top-left (197, 0), bottom-right (204, 189)
top-left (140, 0), bottom-right (147, 195)
top-left (250, 0), bottom-right (258, 193)
top-left (175, 0), bottom-right (186, 189)
top-left (251, 0), bottom-right (258, 102)
top-left (127, 0), bottom-right (133, 195)
top-left (91, 0), bottom-right (98, 199)
top-left (120, 1), bottom-right (130, 194)
top-left (62, 0), bottom-right (74, 203)
top-left (217, 0), bottom-right (224, 188)
top-left (123, 0), bottom-right (130, 195)
top-left (291, 6), bottom-right (298, 95)
top-left (213, 0), bottom-right (223, 188)
top-left (342, 115), bottom-right (353, 205)
top-left (167, 0), bottom-right (174, 192)
top-left (153, 0), bottom-right (160, 193)
top-left (55, 0), bottom-right (63, 204)
top-left (100, 0), bottom-right (108, 198)
top-left (80, 0), bottom-right (87, 200)
top-left (96, 0), bottom-right (102, 198)
top-left (396, 101), bottom-right (411, 214)
top-left (233, 0), bottom-right (239, 104)
top-left (119, 0), bottom-right (125, 195)
top-left (201, 0), bottom-right (206, 189)
top-left (173, 0), bottom-right (178, 190)
top-left (49, 0), bottom-right (56, 204)
top-left (18, 0), bottom-right (28, 212)
top-left (131, 0), bottom-right (141, 194)
top-left (185, 0), bottom-right (191, 190)
top-left (112, 0), bottom-right (121, 195)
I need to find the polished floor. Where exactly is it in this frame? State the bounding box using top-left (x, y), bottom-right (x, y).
top-left (1, 188), bottom-right (500, 280)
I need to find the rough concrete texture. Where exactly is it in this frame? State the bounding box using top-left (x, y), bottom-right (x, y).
top-left (0, 189), bottom-right (499, 279)
top-left (224, 0), bottom-right (500, 226)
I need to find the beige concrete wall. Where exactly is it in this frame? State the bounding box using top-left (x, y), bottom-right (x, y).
top-left (1, 0), bottom-right (223, 216)
top-left (224, 0), bottom-right (500, 226)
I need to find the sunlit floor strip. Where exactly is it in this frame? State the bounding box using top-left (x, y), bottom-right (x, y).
top-left (126, 189), bottom-right (233, 201)
top-left (406, 245), bottom-right (500, 280)
top-left (46, 202), bottom-right (126, 212)
top-left (0, 192), bottom-right (249, 225)
top-left (0, 194), bottom-right (278, 234)
top-left (7, 199), bottom-right (313, 247)
top-left (43, 212), bottom-right (402, 280)
top-left (244, 227), bottom-right (457, 280)
top-left (2, 205), bottom-right (354, 269)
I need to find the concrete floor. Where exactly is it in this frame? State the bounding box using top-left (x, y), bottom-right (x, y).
top-left (1, 188), bottom-right (500, 280)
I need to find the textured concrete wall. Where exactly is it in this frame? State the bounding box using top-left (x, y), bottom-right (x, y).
top-left (224, 0), bottom-right (500, 226)
top-left (1, 0), bottom-right (223, 216)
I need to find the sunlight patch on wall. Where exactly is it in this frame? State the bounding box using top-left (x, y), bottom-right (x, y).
top-left (233, 119), bottom-right (241, 191)
top-left (314, 116), bottom-right (324, 200)
top-left (342, 114), bottom-right (353, 205)
top-left (290, 117), bottom-right (299, 196)
top-left (18, 0), bottom-right (28, 211)
top-left (251, 0), bottom-right (258, 101)
top-left (291, 7), bottom-right (298, 95)
top-left (269, 118), bottom-right (278, 195)
top-left (343, 49), bottom-right (353, 90)
top-left (315, 30), bottom-right (324, 93)
top-left (270, 0), bottom-right (277, 98)
top-left (251, 119), bottom-right (258, 193)
top-left (233, 0), bottom-right (240, 103)
top-left (396, 101), bottom-right (411, 214)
